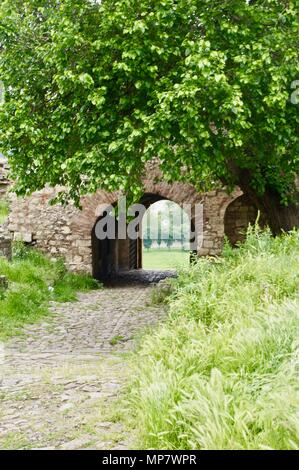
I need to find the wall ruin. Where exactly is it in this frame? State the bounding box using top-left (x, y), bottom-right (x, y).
top-left (4, 161), bottom-right (261, 277)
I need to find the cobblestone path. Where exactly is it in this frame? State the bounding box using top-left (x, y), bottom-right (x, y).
top-left (0, 285), bottom-right (166, 450)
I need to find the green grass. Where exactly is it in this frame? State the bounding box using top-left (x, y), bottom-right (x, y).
top-left (109, 335), bottom-right (125, 346)
top-left (131, 228), bottom-right (299, 450)
top-left (0, 244), bottom-right (101, 339)
top-left (142, 248), bottom-right (190, 270)
top-left (0, 198), bottom-right (9, 224)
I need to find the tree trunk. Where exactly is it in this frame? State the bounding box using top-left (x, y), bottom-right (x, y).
top-left (253, 189), bottom-right (299, 235)
top-left (227, 164), bottom-right (299, 235)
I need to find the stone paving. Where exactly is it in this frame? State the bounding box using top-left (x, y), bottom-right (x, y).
top-left (0, 285), bottom-right (166, 450)
top-left (108, 268), bottom-right (177, 285)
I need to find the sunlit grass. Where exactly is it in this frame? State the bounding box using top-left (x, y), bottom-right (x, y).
top-left (0, 244), bottom-right (101, 339)
top-left (132, 228), bottom-right (299, 450)
top-left (142, 248), bottom-right (190, 270)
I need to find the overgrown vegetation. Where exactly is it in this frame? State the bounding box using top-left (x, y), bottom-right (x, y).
top-left (0, 244), bottom-right (100, 339)
top-left (132, 228), bottom-right (299, 450)
top-left (0, 198), bottom-right (9, 224)
top-left (1, 1), bottom-right (298, 231)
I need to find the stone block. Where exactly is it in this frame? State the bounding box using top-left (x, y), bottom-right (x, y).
top-left (198, 248), bottom-right (210, 256)
top-left (13, 231), bottom-right (33, 243)
top-left (75, 239), bottom-right (92, 248)
top-left (60, 226), bottom-right (71, 235)
top-left (203, 240), bottom-right (214, 248)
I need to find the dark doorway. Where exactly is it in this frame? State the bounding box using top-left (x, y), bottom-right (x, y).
top-left (91, 194), bottom-right (197, 284)
top-left (91, 213), bottom-right (118, 281)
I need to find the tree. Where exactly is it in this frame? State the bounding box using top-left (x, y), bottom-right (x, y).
top-left (143, 237), bottom-right (152, 251)
top-left (0, 0), bottom-right (298, 232)
top-left (166, 208), bottom-right (174, 250)
top-left (157, 212), bottom-right (162, 249)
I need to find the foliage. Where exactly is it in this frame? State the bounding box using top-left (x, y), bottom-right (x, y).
top-left (0, 198), bottom-right (9, 224)
top-left (157, 212), bottom-right (162, 248)
top-left (142, 201), bottom-right (190, 245)
top-left (50, 271), bottom-right (100, 302)
top-left (131, 228), bottom-right (299, 449)
top-left (143, 238), bottom-right (152, 251)
top-left (0, 0), bottom-right (298, 204)
top-left (0, 244), bottom-right (101, 339)
top-left (109, 335), bottom-right (125, 346)
top-left (150, 279), bottom-right (175, 306)
top-left (166, 209), bottom-right (174, 249)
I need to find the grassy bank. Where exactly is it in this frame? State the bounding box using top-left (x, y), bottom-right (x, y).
top-left (0, 245), bottom-right (100, 339)
top-left (132, 228), bottom-right (299, 450)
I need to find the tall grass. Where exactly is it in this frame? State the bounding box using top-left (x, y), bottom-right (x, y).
top-left (131, 228), bottom-right (299, 450)
top-left (0, 244), bottom-right (100, 339)
top-left (0, 198), bottom-right (9, 224)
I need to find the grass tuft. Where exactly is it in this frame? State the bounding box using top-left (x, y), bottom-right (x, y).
top-left (0, 244), bottom-right (101, 339)
top-left (0, 198), bottom-right (9, 224)
top-left (131, 228), bottom-right (299, 450)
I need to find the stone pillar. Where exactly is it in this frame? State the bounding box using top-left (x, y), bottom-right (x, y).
top-left (198, 189), bottom-right (242, 256)
top-left (118, 238), bottom-right (130, 271)
top-left (0, 226), bottom-right (12, 261)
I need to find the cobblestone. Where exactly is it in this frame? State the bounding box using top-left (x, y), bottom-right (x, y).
top-left (109, 269), bottom-right (177, 285)
top-left (0, 285), bottom-right (166, 450)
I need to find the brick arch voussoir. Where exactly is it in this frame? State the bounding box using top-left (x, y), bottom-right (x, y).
top-left (70, 190), bottom-right (120, 236)
top-left (70, 179), bottom-right (206, 239)
top-left (219, 188), bottom-right (243, 221)
top-left (142, 180), bottom-right (204, 207)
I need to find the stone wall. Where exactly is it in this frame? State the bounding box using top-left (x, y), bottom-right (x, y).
top-left (0, 225), bottom-right (12, 260)
top-left (7, 162), bottom-right (243, 275)
top-left (8, 188), bottom-right (89, 272)
top-left (8, 189), bottom-right (240, 274)
top-left (0, 155), bottom-right (12, 260)
top-left (224, 194), bottom-right (267, 246)
top-left (0, 153), bottom-right (10, 199)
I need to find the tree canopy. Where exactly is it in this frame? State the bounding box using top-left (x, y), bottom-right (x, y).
top-left (0, 0), bottom-right (298, 229)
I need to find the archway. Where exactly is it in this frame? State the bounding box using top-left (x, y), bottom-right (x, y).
top-left (142, 200), bottom-right (191, 270)
top-left (91, 210), bottom-right (119, 281)
top-left (224, 194), bottom-right (266, 246)
top-left (91, 193), bottom-right (196, 283)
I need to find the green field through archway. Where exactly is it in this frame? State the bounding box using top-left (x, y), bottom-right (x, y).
top-left (142, 200), bottom-right (191, 270)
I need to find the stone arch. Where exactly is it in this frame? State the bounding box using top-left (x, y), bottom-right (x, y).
top-left (90, 191), bottom-right (198, 282)
top-left (7, 160), bottom-right (248, 275)
top-left (71, 178), bottom-right (205, 235)
top-left (70, 190), bottom-right (119, 236)
top-left (140, 192), bottom-right (198, 267)
top-left (224, 194), bottom-right (263, 246)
